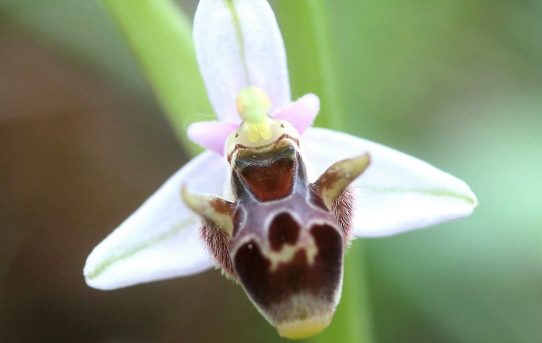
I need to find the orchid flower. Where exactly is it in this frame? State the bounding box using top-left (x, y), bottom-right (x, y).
top-left (84, 0), bottom-right (477, 339)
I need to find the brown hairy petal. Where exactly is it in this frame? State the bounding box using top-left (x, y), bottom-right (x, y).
top-left (200, 222), bottom-right (236, 280)
top-left (331, 188), bottom-right (354, 243)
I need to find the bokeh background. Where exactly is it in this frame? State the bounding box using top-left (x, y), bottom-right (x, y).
top-left (1, 0), bottom-right (542, 342)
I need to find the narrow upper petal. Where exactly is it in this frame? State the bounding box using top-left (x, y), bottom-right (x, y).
top-left (194, 0), bottom-right (290, 121)
top-left (187, 121), bottom-right (238, 154)
top-left (273, 94), bottom-right (320, 135)
top-left (303, 128), bottom-right (477, 237)
top-left (84, 152), bottom-right (229, 290)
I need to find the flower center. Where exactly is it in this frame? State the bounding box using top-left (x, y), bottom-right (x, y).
top-left (226, 86), bottom-right (300, 154)
top-left (236, 86), bottom-right (273, 143)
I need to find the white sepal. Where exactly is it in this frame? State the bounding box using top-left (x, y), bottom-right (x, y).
top-left (84, 152), bottom-right (229, 290)
top-left (194, 0), bottom-right (290, 121)
top-left (303, 128), bottom-right (477, 237)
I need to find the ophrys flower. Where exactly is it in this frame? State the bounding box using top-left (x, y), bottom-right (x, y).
top-left (84, 0), bottom-right (477, 339)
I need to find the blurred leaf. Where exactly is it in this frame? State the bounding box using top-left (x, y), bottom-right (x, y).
top-left (0, 0), bottom-right (149, 95)
top-left (275, 0), bottom-right (344, 130)
top-left (325, 0), bottom-right (542, 143)
top-left (102, 0), bottom-right (212, 155)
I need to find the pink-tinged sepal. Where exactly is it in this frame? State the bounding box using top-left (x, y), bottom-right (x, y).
top-left (187, 121), bottom-right (238, 154)
top-left (273, 94), bottom-right (320, 135)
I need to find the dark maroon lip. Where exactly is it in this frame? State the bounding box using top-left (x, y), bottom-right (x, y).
top-left (194, 130), bottom-right (362, 331)
top-left (232, 144), bottom-right (297, 202)
top-left (232, 222), bottom-right (343, 324)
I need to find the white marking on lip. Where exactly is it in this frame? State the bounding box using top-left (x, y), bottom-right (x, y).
top-left (264, 231), bottom-right (318, 271)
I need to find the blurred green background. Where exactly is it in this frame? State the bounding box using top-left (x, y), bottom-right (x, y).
top-left (1, 0), bottom-right (542, 342)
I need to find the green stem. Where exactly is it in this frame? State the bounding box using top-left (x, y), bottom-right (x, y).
top-left (316, 243), bottom-right (375, 343)
top-left (101, 0), bottom-right (212, 155)
top-left (276, 1), bottom-right (375, 342)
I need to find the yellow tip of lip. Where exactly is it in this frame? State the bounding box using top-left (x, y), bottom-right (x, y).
top-left (277, 315), bottom-right (332, 340)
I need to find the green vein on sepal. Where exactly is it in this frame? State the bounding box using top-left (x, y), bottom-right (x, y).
top-left (85, 218), bottom-right (193, 281)
top-left (358, 186), bottom-right (477, 205)
top-left (225, 0), bottom-right (251, 85)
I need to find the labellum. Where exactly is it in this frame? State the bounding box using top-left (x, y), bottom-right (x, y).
top-left (183, 87), bottom-right (370, 339)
